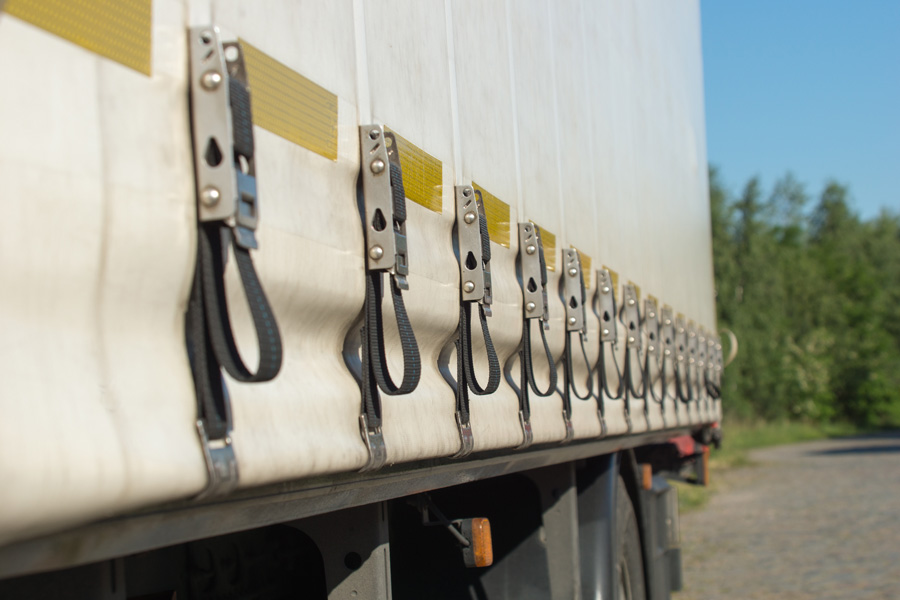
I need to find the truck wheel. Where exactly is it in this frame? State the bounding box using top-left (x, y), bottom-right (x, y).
top-left (616, 477), bottom-right (647, 600)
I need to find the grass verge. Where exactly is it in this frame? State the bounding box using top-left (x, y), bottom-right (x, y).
top-left (674, 420), bottom-right (863, 513)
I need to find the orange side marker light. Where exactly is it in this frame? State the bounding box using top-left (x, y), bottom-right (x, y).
top-left (642, 463), bottom-right (653, 491)
top-left (461, 517), bottom-right (493, 568)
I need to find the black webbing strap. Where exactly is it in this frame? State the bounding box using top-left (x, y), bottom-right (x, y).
top-left (359, 321), bottom-right (382, 427)
top-left (645, 349), bottom-right (668, 405)
top-left (594, 336), bottom-right (649, 430)
top-left (705, 370), bottom-right (721, 399)
top-left (564, 332), bottom-right (594, 401)
top-left (390, 161), bottom-right (406, 221)
top-left (186, 263), bottom-right (230, 440)
top-left (453, 335), bottom-right (470, 425)
top-left (674, 359), bottom-right (693, 403)
top-left (361, 152), bottom-right (420, 407)
top-left (459, 301), bottom-right (501, 395)
top-left (197, 222), bottom-right (283, 383)
top-left (364, 269), bottom-right (421, 397)
top-left (505, 318), bottom-right (558, 425)
top-left (624, 345), bottom-right (646, 399)
top-left (523, 319), bottom-right (557, 398)
top-left (596, 340), bottom-right (625, 400)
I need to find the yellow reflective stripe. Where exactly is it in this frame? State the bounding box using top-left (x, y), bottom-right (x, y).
top-left (385, 128), bottom-right (442, 213)
top-left (4, 0), bottom-right (152, 75)
top-left (240, 39), bottom-right (338, 161)
top-left (473, 183), bottom-right (510, 248)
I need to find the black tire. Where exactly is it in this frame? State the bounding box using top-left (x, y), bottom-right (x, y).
top-left (616, 476), bottom-right (647, 600)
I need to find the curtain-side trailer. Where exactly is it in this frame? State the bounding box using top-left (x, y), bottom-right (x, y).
top-left (0, 1), bottom-right (724, 598)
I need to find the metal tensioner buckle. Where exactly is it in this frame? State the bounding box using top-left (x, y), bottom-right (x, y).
top-left (189, 26), bottom-right (260, 250)
top-left (360, 125), bottom-right (409, 289)
top-left (195, 419), bottom-right (239, 500)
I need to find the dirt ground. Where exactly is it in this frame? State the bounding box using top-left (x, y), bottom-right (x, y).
top-left (676, 432), bottom-right (900, 600)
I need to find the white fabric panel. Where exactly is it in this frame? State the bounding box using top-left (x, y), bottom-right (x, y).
top-left (0, 0), bottom-right (720, 546)
top-left (450, 0), bottom-right (527, 451)
top-left (548, 0), bottom-right (604, 440)
top-left (362, 0), bottom-right (461, 463)
top-left (0, 1), bottom-right (206, 545)
top-left (507, 0), bottom-right (568, 444)
top-left (209, 0), bottom-right (371, 485)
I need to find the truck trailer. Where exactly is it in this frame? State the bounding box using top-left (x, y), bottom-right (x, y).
top-left (0, 0), bottom-right (724, 598)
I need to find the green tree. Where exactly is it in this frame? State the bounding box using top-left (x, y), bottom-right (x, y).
top-left (710, 168), bottom-right (900, 427)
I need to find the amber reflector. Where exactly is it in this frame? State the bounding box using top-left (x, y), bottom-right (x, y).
top-left (642, 463), bottom-right (653, 491)
top-left (471, 518), bottom-right (493, 568)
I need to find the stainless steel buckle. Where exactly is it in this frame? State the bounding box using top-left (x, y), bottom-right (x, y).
top-left (189, 26), bottom-right (260, 250)
top-left (518, 223), bottom-right (549, 327)
top-left (452, 413), bottom-right (475, 459)
top-left (661, 306), bottom-right (676, 361)
top-left (358, 414), bottom-right (387, 472)
top-left (195, 420), bottom-right (239, 500)
top-left (456, 185), bottom-right (487, 304)
top-left (622, 283), bottom-right (642, 350)
top-left (715, 337), bottom-right (724, 385)
top-left (516, 410), bottom-right (534, 450)
top-left (360, 125), bottom-right (409, 289)
top-left (687, 321), bottom-right (699, 373)
top-left (697, 328), bottom-right (708, 373)
top-left (644, 297), bottom-right (661, 361)
top-left (562, 249), bottom-right (586, 336)
top-left (674, 315), bottom-right (688, 365)
top-left (595, 268), bottom-right (617, 342)
top-left (561, 411), bottom-right (575, 444)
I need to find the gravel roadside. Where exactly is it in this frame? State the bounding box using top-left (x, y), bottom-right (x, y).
top-left (675, 432), bottom-right (900, 600)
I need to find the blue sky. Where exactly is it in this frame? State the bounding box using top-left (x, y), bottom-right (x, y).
top-left (700, 0), bottom-right (899, 219)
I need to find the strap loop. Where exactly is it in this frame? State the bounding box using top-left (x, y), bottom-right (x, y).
top-left (365, 270), bottom-right (421, 396)
top-left (459, 300), bottom-right (501, 396)
top-left (523, 318), bottom-right (558, 398)
top-left (564, 332), bottom-right (594, 402)
top-left (198, 223), bottom-right (283, 383)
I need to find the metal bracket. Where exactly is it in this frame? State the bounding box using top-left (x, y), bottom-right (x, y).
top-left (456, 185), bottom-right (487, 304)
top-left (562, 249), bottom-right (586, 336)
top-left (358, 414), bottom-right (387, 472)
top-left (595, 268), bottom-right (617, 342)
top-left (561, 411), bottom-right (575, 444)
top-left (687, 321), bottom-right (699, 376)
top-left (189, 26), bottom-right (259, 250)
top-left (622, 284), bottom-right (642, 350)
top-left (697, 328), bottom-right (708, 373)
top-left (644, 297), bottom-right (661, 361)
top-left (360, 124), bottom-right (409, 289)
top-left (475, 192), bottom-right (493, 315)
top-left (706, 334), bottom-right (717, 389)
top-left (661, 306), bottom-right (676, 361)
top-left (195, 420), bottom-right (239, 500)
top-left (516, 410), bottom-right (534, 450)
top-left (674, 316), bottom-right (688, 366)
top-left (518, 223), bottom-right (549, 326)
top-left (714, 337), bottom-right (724, 387)
top-left (597, 410), bottom-right (608, 437)
top-left (453, 412), bottom-right (475, 459)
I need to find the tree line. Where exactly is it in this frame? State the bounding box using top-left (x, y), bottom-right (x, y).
top-left (710, 167), bottom-right (900, 427)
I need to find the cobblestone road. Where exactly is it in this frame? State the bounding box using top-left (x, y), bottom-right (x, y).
top-left (676, 433), bottom-right (900, 600)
